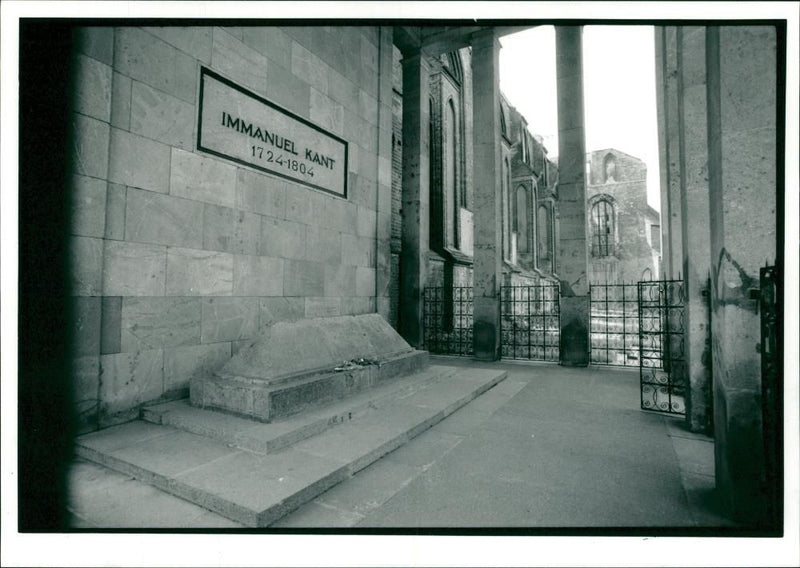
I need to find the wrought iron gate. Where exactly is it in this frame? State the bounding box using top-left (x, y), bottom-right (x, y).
top-left (589, 282), bottom-right (640, 366)
top-left (423, 286), bottom-right (473, 356)
top-left (759, 264), bottom-right (781, 529)
top-left (638, 279), bottom-right (686, 415)
top-left (500, 284), bottom-right (560, 361)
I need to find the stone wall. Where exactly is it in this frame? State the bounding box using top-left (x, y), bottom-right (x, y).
top-left (390, 46), bottom-right (403, 328)
top-left (656, 25), bottom-right (779, 525)
top-left (706, 25), bottom-right (778, 525)
top-left (586, 149), bottom-right (661, 284)
top-left (656, 26), bottom-right (714, 434)
top-left (67, 26), bottom-right (392, 431)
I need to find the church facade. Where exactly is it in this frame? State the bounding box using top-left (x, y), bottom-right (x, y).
top-left (388, 45), bottom-right (561, 331)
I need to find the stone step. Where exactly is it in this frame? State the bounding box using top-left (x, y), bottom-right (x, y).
top-left (143, 365), bottom-right (457, 454)
top-left (75, 365), bottom-right (507, 527)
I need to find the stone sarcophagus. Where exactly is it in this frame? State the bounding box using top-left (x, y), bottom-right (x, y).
top-left (190, 314), bottom-right (428, 421)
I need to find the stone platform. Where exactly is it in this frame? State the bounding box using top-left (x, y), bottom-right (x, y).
top-left (75, 314), bottom-right (507, 526)
top-left (190, 314), bottom-right (428, 421)
top-left (75, 364), bottom-right (507, 527)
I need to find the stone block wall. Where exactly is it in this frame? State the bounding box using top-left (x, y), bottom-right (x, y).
top-left (390, 47), bottom-right (403, 327)
top-left (67, 26), bottom-right (391, 431)
top-left (656, 25), bottom-right (779, 525)
top-left (507, 272), bottom-right (545, 287)
top-left (706, 25), bottom-right (778, 524)
top-left (587, 148), bottom-right (647, 186)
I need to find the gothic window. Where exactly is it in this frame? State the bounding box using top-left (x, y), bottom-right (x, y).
top-left (650, 224), bottom-right (661, 253)
top-left (541, 148), bottom-right (549, 187)
top-left (591, 198), bottom-right (615, 257)
top-left (444, 98), bottom-right (458, 248)
top-left (444, 51), bottom-right (463, 84)
top-left (523, 133), bottom-right (528, 163)
top-left (502, 158), bottom-right (511, 261)
top-left (429, 97), bottom-right (436, 249)
top-left (603, 152), bottom-right (617, 183)
top-left (443, 51), bottom-right (467, 210)
top-left (538, 204), bottom-right (550, 260)
top-left (515, 185), bottom-right (528, 253)
top-left (433, 51), bottom-right (467, 252)
top-left (524, 133), bottom-right (531, 164)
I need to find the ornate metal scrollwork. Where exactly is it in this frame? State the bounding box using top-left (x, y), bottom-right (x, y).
top-left (638, 279), bottom-right (686, 416)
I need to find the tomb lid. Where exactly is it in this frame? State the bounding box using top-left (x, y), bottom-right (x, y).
top-left (218, 314), bottom-right (415, 382)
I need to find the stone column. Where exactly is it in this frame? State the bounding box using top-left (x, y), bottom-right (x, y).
top-left (661, 27), bottom-right (685, 278)
top-left (375, 26), bottom-right (395, 322)
top-left (398, 50), bottom-right (430, 348)
top-left (470, 30), bottom-right (503, 360)
top-left (677, 27), bottom-right (712, 433)
top-left (555, 26), bottom-right (589, 366)
top-left (654, 28), bottom-right (671, 277)
top-left (706, 25), bottom-right (777, 525)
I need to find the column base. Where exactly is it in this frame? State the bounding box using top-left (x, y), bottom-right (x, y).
top-left (473, 320), bottom-right (500, 361)
top-left (559, 295), bottom-right (590, 367)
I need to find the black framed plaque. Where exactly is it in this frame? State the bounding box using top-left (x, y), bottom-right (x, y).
top-left (197, 67), bottom-right (348, 198)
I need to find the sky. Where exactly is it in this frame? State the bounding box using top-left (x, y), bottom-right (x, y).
top-left (499, 25), bottom-right (661, 210)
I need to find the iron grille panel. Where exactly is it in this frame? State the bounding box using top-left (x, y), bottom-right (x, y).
top-left (422, 286), bottom-right (473, 356)
top-left (500, 284), bottom-right (560, 361)
top-left (589, 282), bottom-right (640, 366)
top-left (638, 279), bottom-right (686, 415)
top-left (760, 264), bottom-right (782, 528)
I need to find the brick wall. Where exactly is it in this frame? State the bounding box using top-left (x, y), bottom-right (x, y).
top-left (67, 26), bottom-right (390, 431)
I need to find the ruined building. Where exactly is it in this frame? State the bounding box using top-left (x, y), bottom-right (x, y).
top-left (586, 148), bottom-right (661, 284)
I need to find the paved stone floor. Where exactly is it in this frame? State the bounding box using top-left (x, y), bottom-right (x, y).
top-left (68, 358), bottom-right (732, 529)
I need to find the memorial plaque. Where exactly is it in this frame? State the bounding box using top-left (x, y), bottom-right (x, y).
top-left (197, 67), bottom-right (348, 198)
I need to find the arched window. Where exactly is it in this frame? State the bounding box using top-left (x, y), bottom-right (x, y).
top-left (537, 204), bottom-right (550, 260)
top-left (428, 97), bottom-right (436, 249)
top-left (542, 149), bottom-right (549, 186)
top-left (521, 132), bottom-right (527, 164)
top-left (445, 52), bottom-right (463, 84)
top-left (444, 98), bottom-right (457, 247)
top-left (603, 152), bottom-right (617, 183)
top-left (442, 51), bottom-right (466, 209)
top-left (502, 158), bottom-right (510, 260)
top-left (515, 185), bottom-right (528, 253)
top-left (591, 198), bottom-right (615, 257)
